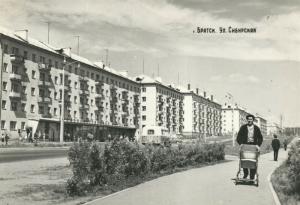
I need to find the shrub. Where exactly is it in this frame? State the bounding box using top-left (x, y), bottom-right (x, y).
top-left (66, 140), bottom-right (225, 196)
top-left (286, 141), bottom-right (300, 195)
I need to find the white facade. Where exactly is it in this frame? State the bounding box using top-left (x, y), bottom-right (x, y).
top-left (221, 106), bottom-right (249, 135)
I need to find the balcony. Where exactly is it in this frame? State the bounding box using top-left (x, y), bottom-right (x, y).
top-left (95, 93), bottom-right (104, 100)
top-left (110, 96), bottom-right (118, 103)
top-left (10, 54), bottom-right (24, 64)
top-left (41, 113), bottom-right (52, 118)
top-left (110, 104), bottom-right (118, 111)
top-left (38, 96), bottom-right (52, 104)
top-left (9, 73), bottom-right (22, 81)
top-left (79, 89), bottom-right (89, 95)
top-left (38, 63), bottom-right (51, 72)
top-left (9, 91), bottom-right (21, 98)
top-left (79, 75), bottom-right (88, 82)
top-left (95, 81), bottom-right (104, 87)
top-left (79, 104), bottom-right (90, 110)
top-left (38, 80), bottom-right (51, 87)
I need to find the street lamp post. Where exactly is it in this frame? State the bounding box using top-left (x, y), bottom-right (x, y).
top-left (225, 92), bottom-right (235, 147)
top-left (59, 56), bottom-right (80, 143)
top-left (136, 77), bottom-right (144, 141)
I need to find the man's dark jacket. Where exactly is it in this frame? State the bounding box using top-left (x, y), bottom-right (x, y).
top-left (236, 124), bottom-right (263, 146)
top-left (272, 139), bottom-right (280, 150)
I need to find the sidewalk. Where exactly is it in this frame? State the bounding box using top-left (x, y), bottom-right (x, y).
top-left (86, 149), bottom-right (289, 205)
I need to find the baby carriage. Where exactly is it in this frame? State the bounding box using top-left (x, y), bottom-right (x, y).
top-left (235, 144), bottom-right (260, 186)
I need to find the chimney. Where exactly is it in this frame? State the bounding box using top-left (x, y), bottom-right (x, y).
top-left (188, 84), bottom-right (191, 90)
top-left (203, 91), bottom-right (206, 98)
top-left (211, 95), bottom-right (214, 101)
top-left (196, 88), bottom-right (199, 95)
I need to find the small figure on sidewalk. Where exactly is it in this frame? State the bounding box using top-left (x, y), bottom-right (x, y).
top-left (4, 133), bottom-right (9, 146)
top-left (283, 138), bottom-right (288, 151)
top-left (271, 134), bottom-right (280, 161)
top-left (1, 133), bottom-right (5, 145)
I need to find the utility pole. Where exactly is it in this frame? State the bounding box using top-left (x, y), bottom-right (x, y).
top-left (157, 63), bottom-right (160, 77)
top-left (142, 57), bottom-right (144, 74)
top-left (45, 21), bottom-right (50, 44)
top-left (74, 35), bottom-right (80, 55)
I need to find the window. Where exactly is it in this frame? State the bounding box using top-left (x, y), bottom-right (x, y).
top-left (32, 53), bottom-right (36, 62)
top-left (91, 99), bottom-right (94, 106)
top-left (2, 82), bottom-right (7, 91)
top-left (74, 96), bottom-right (77, 104)
top-left (1, 121), bottom-right (5, 129)
top-left (91, 73), bottom-right (94, 79)
top-left (12, 47), bottom-right (19, 55)
top-left (3, 63), bottom-right (8, 72)
top-left (142, 115), bottom-right (146, 120)
top-left (55, 76), bottom-right (58, 85)
top-left (55, 61), bottom-right (58, 68)
top-left (11, 101), bottom-right (18, 111)
top-left (74, 111), bottom-right (77, 118)
top-left (96, 74), bottom-right (99, 80)
top-left (38, 106), bottom-right (44, 114)
top-left (91, 86), bottom-right (94, 93)
top-left (54, 92), bottom-right (58, 100)
top-left (23, 51), bottom-right (28, 59)
top-left (21, 103), bottom-right (25, 112)
top-left (2, 100), bottom-right (6, 109)
top-left (142, 87), bottom-right (146, 92)
top-left (142, 97), bottom-right (146, 102)
top-left (142, 106), bottom-right (146, 111)
top-left (32, 70), bottom-right (36, 79)
top-left (21, 122), bottom-right (26, 130)
top-left (3, 44), bottom-right (8, 53)
top-left (30, 105), bottom-right (35, 113)
top-left (39, 56), bottom-right (45, 63)
top-left (54, 108), bottom-right (57, 116)
top-left (31, 88), bottom-right (35, 96)
top-left (49, 59), bottom-right (52, 66)
top-left (74, 82), bottom-right (78, 89)
top-left (10, 121), bottom-right (17, 130)
top-left (147, 129), bottom-right (154, 135)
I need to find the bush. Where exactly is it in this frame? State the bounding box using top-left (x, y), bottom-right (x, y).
top-left (286, 141), bottom-right (300, 195)
top-left (66, 140), bottom-right (225, 196)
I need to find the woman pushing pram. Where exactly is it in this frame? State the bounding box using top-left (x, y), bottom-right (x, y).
top-left (236, 114), bottom-right (263, 185)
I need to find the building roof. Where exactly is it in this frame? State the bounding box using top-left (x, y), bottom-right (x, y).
top-left (0, 26), bottom-right (138, 84)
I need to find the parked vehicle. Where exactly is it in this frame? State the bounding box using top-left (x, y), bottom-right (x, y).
top-left (140, 126), bottom-right (171, 146)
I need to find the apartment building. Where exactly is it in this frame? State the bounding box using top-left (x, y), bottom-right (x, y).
top-left (136, 75), bottom-right (184, 135)
top-left (221, 105), bottom-right (250, 136)
top-left (0, 28), bottom-right (140, 141)
top-left (256, 115), bottom-right (267, 137)
top-left (180, 85), bottom-right (222, 139)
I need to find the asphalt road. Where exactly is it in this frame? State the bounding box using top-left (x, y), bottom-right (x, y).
top-left (0, 147), bottom-right (69, 163)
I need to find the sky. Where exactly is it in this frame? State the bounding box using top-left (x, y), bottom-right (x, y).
top-left (0, 0), bottom-right (299, 126)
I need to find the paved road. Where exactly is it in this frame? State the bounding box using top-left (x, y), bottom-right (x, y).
top-left (0, 147), bottom-right (68, 163)
top-left (87, 149), bottom-right (290, 205)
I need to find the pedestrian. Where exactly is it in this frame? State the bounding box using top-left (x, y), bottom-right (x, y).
top-left (271, 134), bottom-right (281, 161)
top-left (1, 133), bottom-right (4, 145)
top-left (5, 133), bottom-right (9, 145)
top-left (236, 114), bottom-right (263, 181)
top-left (283, 138), bottom-right (288, 151)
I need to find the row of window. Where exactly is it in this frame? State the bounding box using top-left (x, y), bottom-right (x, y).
top-left (1, 120), bottom-right (25, 131)
top-left (4, 44), bottom-right (140, 92)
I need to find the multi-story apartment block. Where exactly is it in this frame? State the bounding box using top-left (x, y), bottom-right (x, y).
top-left (221, 106), bottom-right (267, 137)
top-left (256, 115), bottom-right (267, 137)
top-left (136, 75), bottom-right (184, 135)
top-left (221, 105), bottom-right (250, 136)
top-left (0, 28), bottom-right (140, 141)
top-left (180, 84), bottom-right (222, 139)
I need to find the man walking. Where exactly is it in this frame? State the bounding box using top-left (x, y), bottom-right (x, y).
top-left (271, 134), bottom-right (281, 161)
top-left (237, 114), bottom-right (263, 180)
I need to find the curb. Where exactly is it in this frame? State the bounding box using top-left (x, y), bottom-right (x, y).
top-left (84, 187), bottom-right (132, 205)
top-left (267, 171), bottom-right (281, 205)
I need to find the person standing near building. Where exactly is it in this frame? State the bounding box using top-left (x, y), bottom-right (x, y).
top-left (271, 134), bottom-right (281, 161)
top-left (283, 138), bottom-right (288, 151)
top-left (237, 114), bottom-right (263, 180)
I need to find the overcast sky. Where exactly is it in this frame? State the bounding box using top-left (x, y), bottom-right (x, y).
top-left (0, 0), bottom-right (299, 126)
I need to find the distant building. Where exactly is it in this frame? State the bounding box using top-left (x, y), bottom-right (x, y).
top-left (180, 84), bottom-right (222, 139)
top-left (135, 75), bottom-right (184, 136)
top-left (284, 127), bottom-right (300, 136)
top-left (221, 106), bottom-right (250, 136)
top-left (267, 122), bottom-right (281, 136)
top-left (256, 115), bottom-right (267, 137)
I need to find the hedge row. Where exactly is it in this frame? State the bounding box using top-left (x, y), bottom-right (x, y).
top-left (66, 140), bottom-right (225, 196)
top-left (285, 140), bottom-right (300, 195)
